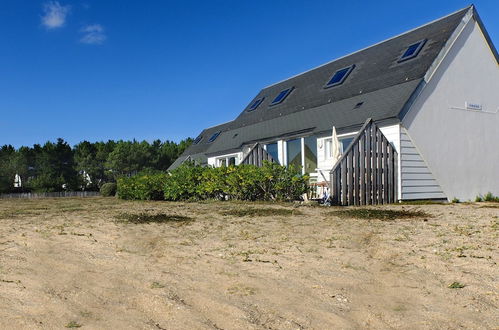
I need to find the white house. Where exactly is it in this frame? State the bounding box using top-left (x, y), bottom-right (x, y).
top-left (170, 5), bottom-right (499, 204)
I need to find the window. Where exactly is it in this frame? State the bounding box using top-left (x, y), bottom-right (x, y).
top-left (304, 136), bottom-right (317, 173)
top-left (324, 136), bottom-right (354, 157)
top-left (270, 87), bottom-right (293, 106)
top-left (216, 155), bottom-right (237, 167)
top-left (286, 138), bottom-right (302, 169)
top-left (247, 97), bottom-right (265, 111)
top-left (208, 131), bottom-right (221, 143)
top-left (341, 137), bottom-right (354, 153)
top-left (324, 138), bottom-right (332, 158)
top-left (325, 65), bottom-right (355, 88)
top-left (399, 39), bottom-right (426, 62)
top-left (193, 135), bottom-right (203, 144)
top-left (265, 142), bottom-right (279, 164)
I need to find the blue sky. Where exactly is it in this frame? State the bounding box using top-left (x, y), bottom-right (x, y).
top-left (1, 1), bottom-right (498, 148)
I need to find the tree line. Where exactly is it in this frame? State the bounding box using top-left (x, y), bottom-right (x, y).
top-left (0, 138), bottom-right (192, 193)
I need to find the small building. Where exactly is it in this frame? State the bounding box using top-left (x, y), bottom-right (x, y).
top-left (170, 6), bottom-right (499, 204)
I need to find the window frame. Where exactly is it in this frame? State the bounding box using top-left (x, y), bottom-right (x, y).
top-left (193, 135), bottom-right (203, 145)
top-left (398, 39), bottom-right (427, 63)
top-left (269, 87), bottom-right (294, 106)
top-left (324, 64), bottom-right (355, 89)
top-left (208, 131), bottom-right (221, 143)
top-left (247, 97), bottom-right (265, 112)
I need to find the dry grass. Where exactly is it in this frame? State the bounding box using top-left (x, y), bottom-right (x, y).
top-left (0, 197), bottom-right (497, 329)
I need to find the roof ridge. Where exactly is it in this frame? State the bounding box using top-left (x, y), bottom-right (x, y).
top-left (262, 5), bottom-right (472, 89)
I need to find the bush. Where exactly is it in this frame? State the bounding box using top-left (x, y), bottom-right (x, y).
top-left (117, 173), bottom-right (169, 200)
top-left (162, 164), bottom-right (206, 201)
top-left (116, 161), bottom-right (309, 202)
top-left (483, 192), bottom-right (499, 202)
top-left (100, 182), bottom-right (117, 197)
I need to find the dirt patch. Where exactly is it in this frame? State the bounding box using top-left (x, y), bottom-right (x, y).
top-left (0, 197), bottom-right (497, 329)
top-left (221, 207), bottom-right (302, 217)
top-left (115, 212), bottom-right (193, 224)
top-left (330, 208), bottom-right (431, 220)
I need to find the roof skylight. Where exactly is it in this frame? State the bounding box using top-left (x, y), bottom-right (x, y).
top-left (325, 65), bottom-right (355, 88)
top-left (193, 135), bottom-right (203, 144)
top-left (208, 131), bottom-right (221, 143)
top-left (269, 87), bottom-right (294, 106)
top-left (247, 97), bottom-right (265, 112)
top-left (399, 39), bottom-right (427, 62)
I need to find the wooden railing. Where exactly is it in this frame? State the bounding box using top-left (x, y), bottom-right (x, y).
top-left (241, 143), bottom-right (276, 166)
top-left (330, 118), bottom-right (398, 206)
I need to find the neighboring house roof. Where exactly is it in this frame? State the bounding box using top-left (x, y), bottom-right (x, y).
top-left (171, 6), bottom-right (472, 169)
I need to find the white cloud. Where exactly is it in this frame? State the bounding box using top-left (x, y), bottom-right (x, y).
top-left (79, 24), bottom-right (107, 45)
top-left (41, 1), bottom-right (70, 29)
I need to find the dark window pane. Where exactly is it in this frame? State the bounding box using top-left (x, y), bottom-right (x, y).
top-left (326, 65), bottom-right (355, 87)
top-left (286, 138), bottom-right (302, 170)
top-left (304, 136), bottom-right (317, 173)
top-left (270, 88), bottom-right (293, 105)
top-left (193, 135), bottom-right (203, 144)
top-left (399, 39), bottom-right (426, 62)
top-left (265, 143), bottom-right (279, 164)
top-left (403, 43), bottom-right (420, 57)
top-left (329, 68), bottom-right (349, 85)
top-left (341, 137), bottom-right (354, 153)
top-left (208, 131), bottom-right (221, 143)
top-left (228, 157), bottom-right (236, 166)
top-left (248, 97), bottom-right (264, 111)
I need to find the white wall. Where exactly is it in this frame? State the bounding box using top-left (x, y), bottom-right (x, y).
top-left (402, 19), bottom-right (499, 200)
top-left (207, 152), bottom-right (243, 167)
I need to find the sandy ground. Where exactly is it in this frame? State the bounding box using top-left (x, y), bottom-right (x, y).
top-left (0, 197), bottom-right (497, 329)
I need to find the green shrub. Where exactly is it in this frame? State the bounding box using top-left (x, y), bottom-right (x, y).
top-left (116, 161), bottom-right (309, 202)
top-left (162, 163), bottom-right (206, 201)
top-left (483, 192), bottom-right (499, 202)
top-left (117, 173), bottom-right (169, 200)
top-left (100, 182), bottom-right (117, 197)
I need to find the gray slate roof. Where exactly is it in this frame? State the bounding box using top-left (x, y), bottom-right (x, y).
top-left (170, 6), bottom-right (471, 169)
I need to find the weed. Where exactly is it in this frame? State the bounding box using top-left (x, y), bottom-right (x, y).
top-left (227, 285), bottom-right (257, 296)
top-left (448, 282), bottom-right (465, 289)
top-left (150, 282), bottom-right (165, 289)
top-left (475, 196), bottom-right (483, 202)
top-left (451, 198), bottom-right (460, 203)
top-left (65, 321), bottom-right (82, 328)
top-left (115, 212), bottom-right (192, 224)
top-left (222, 207), bottom-right (302, 217)
top-left (330, 208), bottom-right (431, 220)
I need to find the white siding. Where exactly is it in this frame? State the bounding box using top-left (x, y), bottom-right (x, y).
top-left (402, 19), bottom-right (499, 200)
top-left (400, 127), bottom-right (446, 200)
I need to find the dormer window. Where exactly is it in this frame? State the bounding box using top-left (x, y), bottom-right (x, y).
top-left (269, 87), bottom-right (294, 106)
top-left (399, 39), bottom-right (427, 62)
top-left (247, 97), bottom-right (265, 112)
top-left (325, 65), bottom-right (355, 88)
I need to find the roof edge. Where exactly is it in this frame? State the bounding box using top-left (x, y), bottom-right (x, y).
top-left (472, 5), bottom-right (499, 64)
